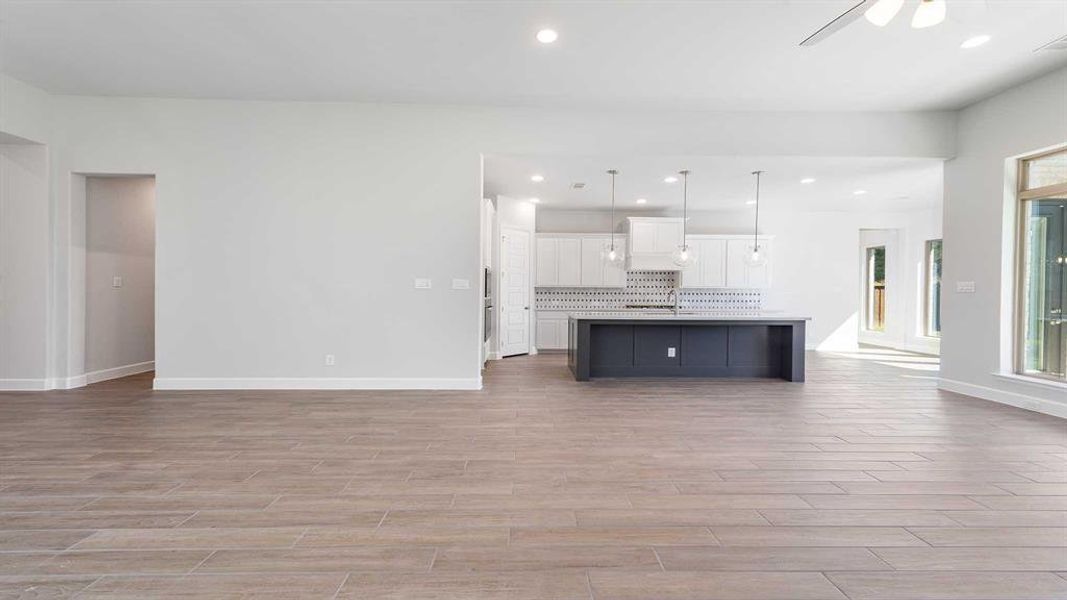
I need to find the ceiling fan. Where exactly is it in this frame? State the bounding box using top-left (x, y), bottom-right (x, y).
top-left (800, 0), bottom-right (947, 46)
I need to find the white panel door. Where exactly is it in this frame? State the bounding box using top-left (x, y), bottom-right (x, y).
top-left (535, 237), bottom-right (557, 286)
top-left (501, 228), bottom-right (531, 357)
top-left (580, 238), bottom-right (605, 287)
top-left (556, 238), bottom-right (582, 286)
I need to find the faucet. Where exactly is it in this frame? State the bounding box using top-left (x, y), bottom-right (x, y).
top-left (667, 288), bottom-right (680, 316)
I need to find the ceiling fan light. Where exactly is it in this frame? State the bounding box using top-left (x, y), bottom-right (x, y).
top-left (911, 0), bottom-right (946, 29)
top-left (864, 0), bottom-right (905, 27)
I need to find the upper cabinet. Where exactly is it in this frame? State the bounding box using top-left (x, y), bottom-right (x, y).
top-left (679, 238), bottom-right (727, 288)
top-left (627, 217), bottom-right (684, 271)
top-left (536, 234), bottom-right (626, 288)
top-left (536, 236), bottom-right (581, 287)
top-left (681, 236), bottom-right (773, 289)
top-left (580, 236), bottom-right (627, 287)
top-left (537, 230), bottom-right (772, 290)
top-left (726, 238), bottom-right (773, 289)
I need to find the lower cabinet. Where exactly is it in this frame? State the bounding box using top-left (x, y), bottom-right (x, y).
top-left (535, 312), bottom-right (570, 350)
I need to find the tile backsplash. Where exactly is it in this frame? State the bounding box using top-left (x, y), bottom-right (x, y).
top-left (535, 271), bottom-right (763, 312)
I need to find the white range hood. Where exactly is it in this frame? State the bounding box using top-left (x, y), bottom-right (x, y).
top-left (626, 217), bottom-right (686, 271)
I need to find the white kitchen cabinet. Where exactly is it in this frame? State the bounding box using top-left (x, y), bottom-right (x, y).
top-left (627, 217), bottom-right (685, 270)
top-left (537, 234), bottom-right (625, 288)
top-left (580, 236), bottom-right (627, 288)
top-left (726, 238), bottom-right (773, 289)
top-left (680, 238), bottom-right (727, 288)
top-left (535, 236), bottom-right (581, 287)
top-left (535, 312), bottom-right (570, 350)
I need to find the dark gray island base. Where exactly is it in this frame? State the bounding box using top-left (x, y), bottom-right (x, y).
top-left (567, 315), bottom-right (808, 382)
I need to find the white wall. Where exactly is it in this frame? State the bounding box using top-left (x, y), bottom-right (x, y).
top-left (537, 206), bottom-right (942, 353)
top-left (85, 176), bottom-right (155, 377)
top-left (1, 73), bottom-right (958, 389)
top-left (940, 66), bottom-right (1067, 417)
top-left (0, 142), bottom-right (50, 388)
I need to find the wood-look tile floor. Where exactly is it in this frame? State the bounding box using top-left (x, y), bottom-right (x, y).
top-left (1, 350), bottom-right (1065, 599)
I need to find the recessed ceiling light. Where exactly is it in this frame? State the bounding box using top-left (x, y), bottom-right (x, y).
top-left (800, 177), bottom-right (816, 184)
top-left (536, 29), bottom-right (558, 44)
top-left (530, 174), bottom-right (545, 182)
top-left (663, 176), bottom-right (678, 184)
top-left (853, 190), bottom-right (868, 196)
top-left (961, 34), bottom-right (991, 49)
top-left (911, 0), bottom-right (946, 29)
top-left (635, 198), bottom-right (647, 204)
top-left (529, 197), bottom-right (541, 204)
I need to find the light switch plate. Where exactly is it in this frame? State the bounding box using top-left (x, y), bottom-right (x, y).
top-left (667, 347), bottom-right (677, 358)
top-left (956, 281), bottom-right (976, 293)
top-left (414, 278), bottom-right (432, 289)
top-left (452, 278), bottom-right (471, 290)
top-left (112, 276), bottom-right (123, 288)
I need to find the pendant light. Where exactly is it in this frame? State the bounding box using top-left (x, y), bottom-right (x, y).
top-left (602, 169), bottom-right (624, 265)
top-left (671, 169), bottom-right (697, 268)
top-left (745, 170), bottom-right (768, 268)
top-left (911, 0), bottom-right (946, 29)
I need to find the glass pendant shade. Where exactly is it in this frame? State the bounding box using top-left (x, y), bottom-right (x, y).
top-left (864, 0), bottom-right (904, 26)
top-left (745, 244), bottom-right (768, 267)
top-left (673, 169), bottom-right (695, 268)
top-left (911, 0), bottom-right (946, 29)
top-left (672, 244), bottom-right (697, 268)
top-left (746, 170), bottom-right (766, 268)
top-left (603, 169), bottom-right (624, 266)
top-left (602, 243), bottom-right (624, 265)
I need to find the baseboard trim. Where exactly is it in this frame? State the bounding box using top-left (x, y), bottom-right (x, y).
top-left (0, 379), bottom-right (50, 391)
top-left (86, 361), bottom-right (155, 385)
top-left (48, 361), bottom-right (156, 390)
top-left (938, 377), bottom-right (1067, 419)
top-left (153, 377), bottom-right (483, 391)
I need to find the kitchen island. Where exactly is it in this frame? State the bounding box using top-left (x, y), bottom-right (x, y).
top-left (567, 313), bottom-right (810, 382)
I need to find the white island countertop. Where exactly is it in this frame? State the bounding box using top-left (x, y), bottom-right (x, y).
top-left (568, 311), bottom-right (811, 321)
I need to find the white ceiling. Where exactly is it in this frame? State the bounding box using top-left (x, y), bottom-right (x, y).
top-left (2, 1), bottom-right (1065, 111)
top-left (484, 155), bottom-right (943, 213)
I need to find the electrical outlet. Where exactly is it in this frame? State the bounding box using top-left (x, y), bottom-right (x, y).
top-left (414, 278), bottom-right (432, 289)
top-left (324, 354), bottom-right (336, 366)
top-left (956, 281), bottom-right (976, 293)
top-left (452, 278), bottom-right (470, 290)
top-left (667, 347), bottom-right (677, 358)
top-left (112, 276), bottom-right (123, 288)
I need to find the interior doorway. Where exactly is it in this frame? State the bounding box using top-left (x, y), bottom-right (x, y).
top-left (500, 227), bottom-right (531, 357)
top-left (82, 175), bottom-right (156, 384)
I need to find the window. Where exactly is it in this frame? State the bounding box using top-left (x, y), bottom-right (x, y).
top-left (924, 240), bottom-right (942, 337)
top-left (1017, 148), bottom-right (1067, 382)
top-left (866, 246), bottom-right (886, 332)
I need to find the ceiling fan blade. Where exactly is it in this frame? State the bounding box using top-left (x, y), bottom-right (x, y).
top-left (799, 0), bottom-right (878, 47)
